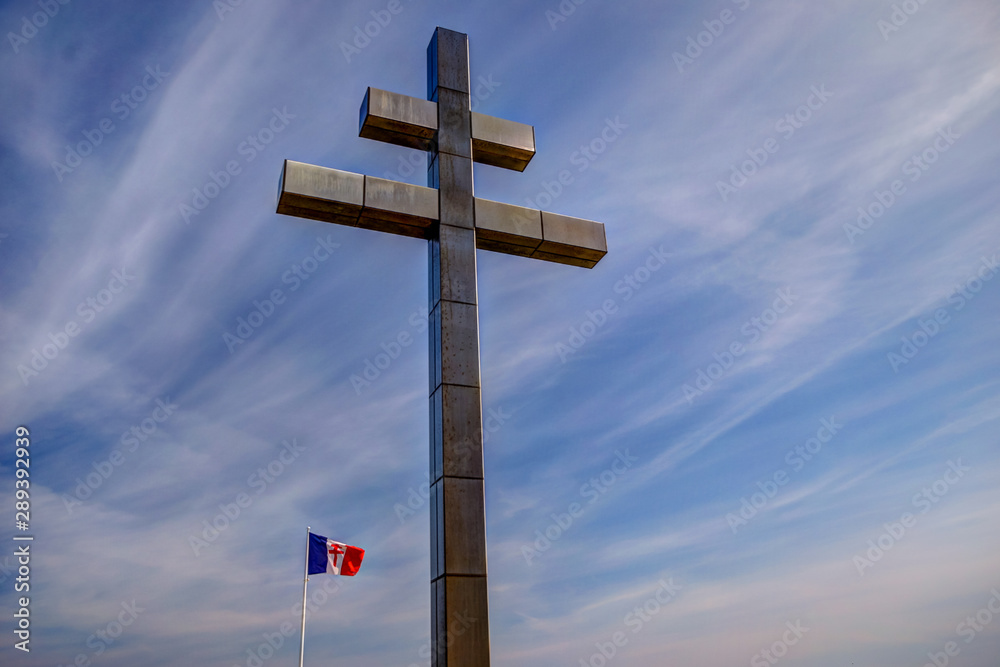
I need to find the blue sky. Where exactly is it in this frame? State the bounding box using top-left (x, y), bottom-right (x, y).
top-left (2, 0), bottom-right (999, 665)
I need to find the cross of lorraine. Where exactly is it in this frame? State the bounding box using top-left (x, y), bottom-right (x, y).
top-left (275, 27), bottom-right (608, 666)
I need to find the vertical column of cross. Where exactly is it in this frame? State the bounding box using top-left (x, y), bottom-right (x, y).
top-left (426, 28), bottom-right (491, 667)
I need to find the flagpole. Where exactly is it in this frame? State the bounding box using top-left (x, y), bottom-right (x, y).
top-left (299, 526), bottom-right (310, 667)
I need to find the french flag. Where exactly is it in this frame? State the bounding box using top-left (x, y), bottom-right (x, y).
top-left (308, 532), bottom-right (364, 576)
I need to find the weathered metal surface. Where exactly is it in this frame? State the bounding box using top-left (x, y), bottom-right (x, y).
top-left (427, 27), bottom-right (470, 96)
top-left (360, 176), bottom-right (438, 238)
top-left (471, 112), bottom-right (535, 171)
top-left (474, 198), bottom-right (542, 257)
top-left (431, 577), bottom-right (490, 667)
top-left (434, 153), bottom-right (475, 230)
top-left (276, 162), bottom-right (440, 239)
top-left (276, 160), bottom-right (363, 226)
top-left (359, 87), bottom-right (437, 151)
top-left (537, 211), bottom-right (608, 268)
top-left (473, 199), bottom-right (607, 267)
top-left (426, 27), bottom-right (491, 667)
top-left (435, 224), bottom-right (478, 304)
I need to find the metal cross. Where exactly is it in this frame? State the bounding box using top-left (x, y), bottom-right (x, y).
top-left (276, 27), bottom-right (607, 666)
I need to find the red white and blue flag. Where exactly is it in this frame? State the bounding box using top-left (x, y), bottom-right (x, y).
top-left (308, 532), bottom-right (364, 576)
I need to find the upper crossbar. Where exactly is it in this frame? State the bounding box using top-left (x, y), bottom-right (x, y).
top-left (360, 88), bottom-right (536, 172)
